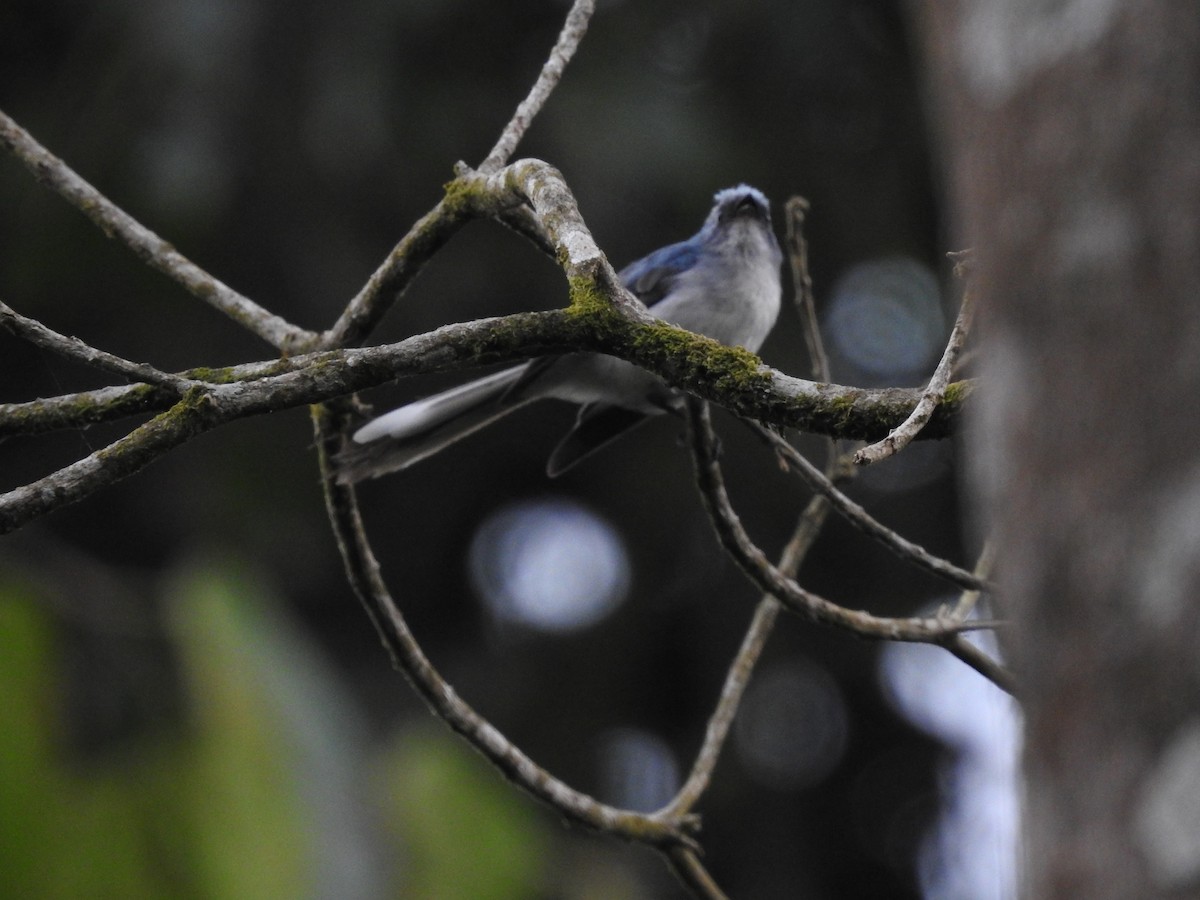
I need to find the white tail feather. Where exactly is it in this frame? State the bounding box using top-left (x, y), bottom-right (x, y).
top-left (337, 365), bottom-right (531, 482)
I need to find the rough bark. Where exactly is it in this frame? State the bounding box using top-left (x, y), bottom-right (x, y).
top-left (917, 2), bottom-right (1200, 896)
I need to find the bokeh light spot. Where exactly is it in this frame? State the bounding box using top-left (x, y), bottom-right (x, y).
top-left (881, 613), bottom-right (1021, 900)
top-left (735, 658), bottom-right (848, 791)
top-left (825, 256), bottom-right (945, 384)
top-left (469, 497), bottom-right (630, 633)
top-left (598, 727), bottom-right (680, 813)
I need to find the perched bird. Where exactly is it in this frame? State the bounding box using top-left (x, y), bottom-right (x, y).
top-left (337, 185), bottom-right (782, 481)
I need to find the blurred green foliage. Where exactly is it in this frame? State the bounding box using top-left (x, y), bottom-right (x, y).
top-left (0, 561), bottom-right (548, 898)
top-left (377, 726), bottom-right (547, 900)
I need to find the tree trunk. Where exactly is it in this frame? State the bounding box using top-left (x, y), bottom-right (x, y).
top-left (916, 3), bottom-right (1200, 896)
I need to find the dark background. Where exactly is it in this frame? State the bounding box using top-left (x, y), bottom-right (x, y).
top-left (0, 1), bottom-right (989, 897)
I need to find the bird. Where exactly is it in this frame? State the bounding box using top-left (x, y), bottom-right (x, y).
top-left (337, 185), bottom-right (782, 482)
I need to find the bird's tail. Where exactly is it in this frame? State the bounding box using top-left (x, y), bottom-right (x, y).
top-left (335, 365), bottom-right (530, 482)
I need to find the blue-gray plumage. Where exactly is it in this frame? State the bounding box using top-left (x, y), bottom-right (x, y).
top-left (337, 185), bottom-right (782, 481)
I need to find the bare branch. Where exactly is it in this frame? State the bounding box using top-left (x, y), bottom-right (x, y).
top-left (319, 0), bottom-right (596, 351)
top-left (665, 846), bottom-right (731, 900)
top-left (1, 299), bottom-right (196, 391)
top-left (685, 398), bottom-right (1015, 694)
top-left (2, 300), bottom-right (968, 442)
top-left (941, 634), bottom-right (1018, 696)
top-left (457, 160), bottom-right (644, 315)
top-left (660, 205), bottom-right (851, 840)
top-left (0, 389), bottom-right (222, 534)
top-left (479, 0), bottom-right (597, 175)
top-left (854, 269), bottom-right (975, 465)
top-left (311, 404), bottom-right (699, 850)
top-left (316, 155), bottom-right (615, 352)
top-left (0, 109), bottom-right (312, 351)
top-left (316, 195), bottom-right (475, 350)
top-left (662, 491), bottom-right (833, 819)
top-left (0, 351), bottom-right (332, 439)
top-left (785, 197), bottom-right (831, 383)
top-left (0, 298), bottom-right (971, 532)
top-left (751, 422), bottom-right (988, 591)
top-left (0, 383), bottom-right (177, 439)
top-left (946, 540), bottom-right (996, 622)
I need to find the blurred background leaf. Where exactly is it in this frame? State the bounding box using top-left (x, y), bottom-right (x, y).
top-left (376, 724), bottom-right (548, 900)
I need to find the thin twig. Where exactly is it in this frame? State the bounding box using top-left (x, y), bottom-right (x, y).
top-left (685, 398), bottom-right (1015, 694)
top-left (941, 634), bottom-right (1018, 695)
top-left (316, 196), bottom-right (474, 350)
top-left (1, 299), bottom-right (197, 391)
top-left (665, 846), bottom-right (731, 900)
top-left (751, 422), bottom-right (989, 592)
top-left (479, 0), bottom-right (596, 174)
top-left (661, 491), bottom-right (833, 819)
top-left (854, 274), bottom-right (975, 466)
top-left (936, 542), bottom-right (1014, 692)
top-left (318, 1), bottom-right (595, 349)
top-left (311, 404), bottom-right (697, 849)
top-left (947, 540), bottom-right (996, 622)
top-left (0, 109), bottom-right (311, 351)
top-left (658, 200), bottom-right (849, 831)
top-left (785, 196), bottom-right (830, 383)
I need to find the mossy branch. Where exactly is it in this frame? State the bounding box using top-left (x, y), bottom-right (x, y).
top-left (1, 303), bottom-right (971, 442)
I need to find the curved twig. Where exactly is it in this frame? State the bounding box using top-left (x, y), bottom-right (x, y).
top-left (661, 491), bottom-right (832, 820)
top-left (319, 1), bottom-right (595, 351)
top-left (854, 268), bottom-right (975, 466)
top-left (316, 196), bottom-right (476, 351)
top-left (685, 398), bottom-right (1015, 694)
top-left (479, 0), bottom-right (596, 175)
top-left (751, 422), bottom-right (989, 592)
top-left (311, 403), bottom-right (697, 849)
top-left (940, 634), bottom-right (1017, 694)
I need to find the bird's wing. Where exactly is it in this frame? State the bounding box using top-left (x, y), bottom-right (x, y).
top-left (618, 238), bottom-right (702, 305)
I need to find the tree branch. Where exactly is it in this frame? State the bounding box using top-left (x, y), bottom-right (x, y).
top-left (0, 383), bottom-right (178, 439)
top-left (662, 490), bottom-right (835, 820)
top-left (685, 397), bottom-right (1015, 694)
top-left (0, 304), bottom-right (970, 529)
top-left (315, 195), bottom-right (476, 351)
top-left (0, 109), bottom-right (312, 351)
top-left (3, 284), bottom-right (971, 440)
top-left (665, 846), bottom-right (731, 900)
top-left (0, 160), bottom-right (972, 534)
top-left (479, 0), bottom-right (596, 174)
top-left (750, 422), bottom-right (989, 591)
top-left (0, 388), bottom-right (224, 534)
top-left (1, 299), bottom-right (197, 391)
top-left (662, 202), bottom-right (850, 820)
top-left (854, 257), bottom-right (975, 466)
top-left (311, 403), bottom-right (699, 849)
top-left (785, 197), bottom-right (831, 383)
